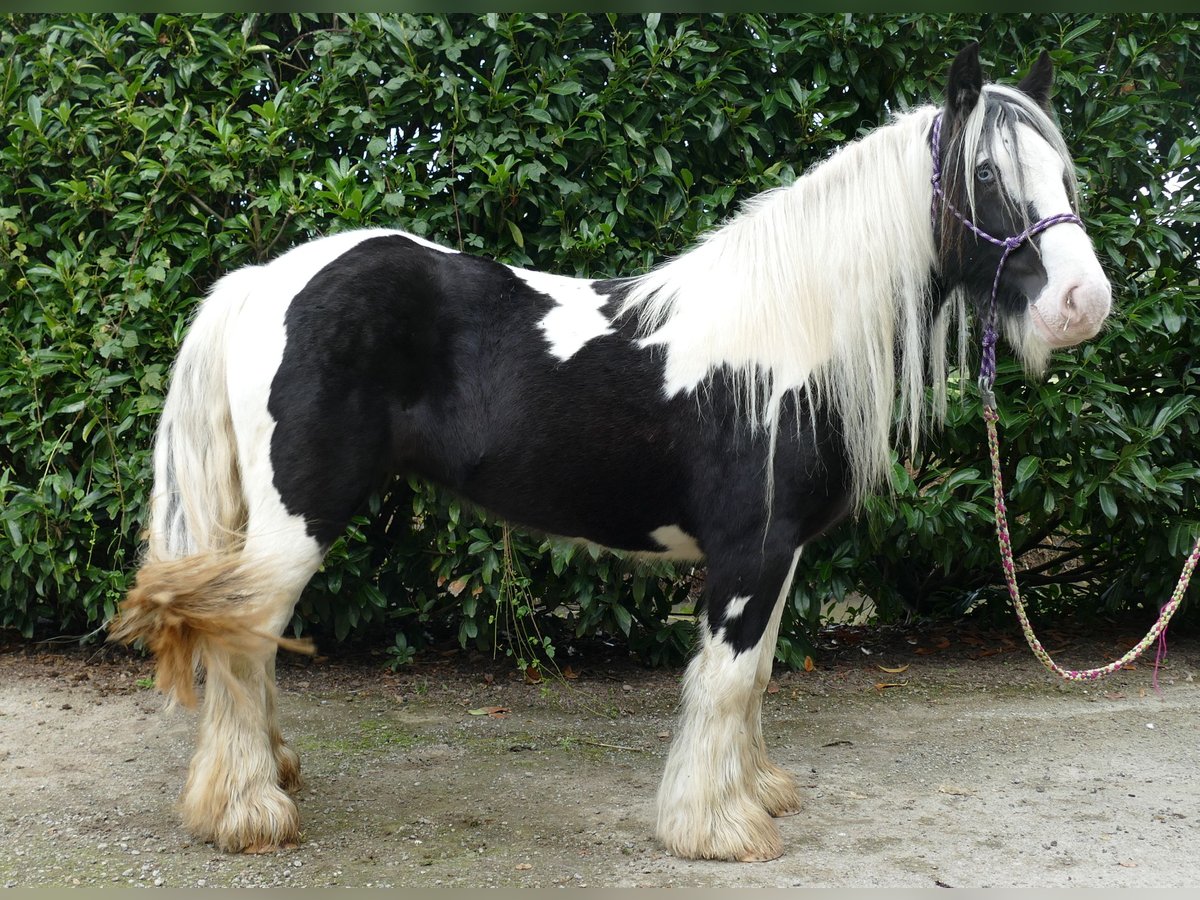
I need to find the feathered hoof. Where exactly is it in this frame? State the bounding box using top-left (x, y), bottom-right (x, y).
top-left (276, 742), bottom-right (303, 794)
top-left (181, 781), bottom-right (301, 854)
top-left (657, 801), bottom-right (783, 862)
top-left (755, 761), bottom-right (804, 818)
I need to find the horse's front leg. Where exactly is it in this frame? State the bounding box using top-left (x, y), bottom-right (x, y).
top-left (656, 542), bottom-right (803, 862)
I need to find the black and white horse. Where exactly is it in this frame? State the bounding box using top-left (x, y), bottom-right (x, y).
top-left (113, 45), bottom-right (1111, 861)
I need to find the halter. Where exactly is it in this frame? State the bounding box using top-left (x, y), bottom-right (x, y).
top-left (929, 110), bottom-right (1199, 684)
top-left (929, 112), bottom-right (1082, 408)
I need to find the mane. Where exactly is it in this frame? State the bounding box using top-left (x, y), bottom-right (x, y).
top-left (619, 105), bottom-right (943, 507)
top-left (618, 84), bottom-right (1074, 508)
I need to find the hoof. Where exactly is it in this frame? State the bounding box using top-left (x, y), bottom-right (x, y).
top-left (739, 846), bottom-right (785, 863)
top-left (658, 801), bottom-right (783, 862)
top-left (182, 781), bottom-right (301, 854)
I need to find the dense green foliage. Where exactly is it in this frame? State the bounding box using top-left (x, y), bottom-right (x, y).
top-left (1, 14), bottom-right (1197, 665)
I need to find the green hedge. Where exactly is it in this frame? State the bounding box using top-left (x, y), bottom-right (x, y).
top-left (2, 14), bottom-right (1197, 666)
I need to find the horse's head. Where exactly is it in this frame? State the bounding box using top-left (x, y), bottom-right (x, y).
top-left (934, 43), bottom-right (1112, 373)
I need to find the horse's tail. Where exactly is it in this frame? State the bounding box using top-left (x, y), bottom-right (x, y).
top-left (109, 268), bottom-right (309, 707)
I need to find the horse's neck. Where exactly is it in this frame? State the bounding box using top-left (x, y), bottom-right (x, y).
top-left (620, 107), bottom-right (943, 501)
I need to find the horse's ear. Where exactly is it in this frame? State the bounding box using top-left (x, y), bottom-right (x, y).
top-left (1016, 50), bottom-right (1054, 109)
top-left (945, 43), bottom-right (983, 122)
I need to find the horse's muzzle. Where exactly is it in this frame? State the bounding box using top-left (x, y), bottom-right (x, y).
top-left (1029, 276), bottom-right (1112, 348)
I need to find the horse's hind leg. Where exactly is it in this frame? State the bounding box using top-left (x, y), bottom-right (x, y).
top-left (656, 541), bottom-right (802, 862)
top-left (178, 506), bottom-right (323, 853)
top-left (267, 653), bottom-right (302, 793)
top-left (178, 327), bottom-right (341, 850)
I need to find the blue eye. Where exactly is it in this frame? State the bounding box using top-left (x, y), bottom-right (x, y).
top-left (976, 162), bottom-right (996, 183)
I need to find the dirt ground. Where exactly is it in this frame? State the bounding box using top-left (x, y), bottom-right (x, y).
top-left (1, 620), bottom-right (1198, 889)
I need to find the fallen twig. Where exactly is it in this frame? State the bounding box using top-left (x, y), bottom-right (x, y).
top-left (577, 738), bottom-right (644, 752)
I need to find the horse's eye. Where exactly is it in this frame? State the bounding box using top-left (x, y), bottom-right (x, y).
top-left (976, 162), bottom-right (996, 184)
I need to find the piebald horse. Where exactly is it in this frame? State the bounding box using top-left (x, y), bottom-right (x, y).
top-left (113, 45), bottom-right (1111, 861)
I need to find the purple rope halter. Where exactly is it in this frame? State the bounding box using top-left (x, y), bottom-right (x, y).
top-left (929, 111), bottom-right (1199, 683)
top-left (929, 112), bottom-right (1083, 408)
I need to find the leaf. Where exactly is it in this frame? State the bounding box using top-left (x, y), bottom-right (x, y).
top-left (803, 656), bottom-right (815, 672)
top-left (0, 12), bottom-right (1191, 666)
top-left (1161, 306), bottom-right (1183, 334)
top-left (876, 664), bottom-right (909, 674)
top-left (707, 114), bottom-right (726, 142)
top-left (874, 681), bottom-right (909, 691)
top-left (1015, 455), bottom-right (1039, 483)
top-left (467, 706), bottom-right (509, 717)
top-left (507, 220), bottom-right (524, 249)
top-left (1098, 485), bottom-right (1118, 521)
top-left (612, 603), bottom-right (632, 636)
top-left (1061, 19), bottom-right (1104, 46)
top-left (26, 94), bottom-right (42, 129)
top-left (1129, 458), bottom-right (1157, 490)
top-left (447, 578), bottom-right (468, 597)
top-left (766, 680), bottom-right (780, 694)
top-left (653, 145), bottom-right (672, 173)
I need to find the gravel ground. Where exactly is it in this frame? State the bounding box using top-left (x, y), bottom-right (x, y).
top-left (1, 620), bottom-right (1198, 888)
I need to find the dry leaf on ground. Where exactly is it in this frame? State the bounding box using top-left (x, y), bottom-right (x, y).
top-left (467, 706), bottom-right (509, 718)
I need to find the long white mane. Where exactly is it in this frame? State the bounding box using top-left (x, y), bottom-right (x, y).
top-left (619, 105), bottom-right (951, 505)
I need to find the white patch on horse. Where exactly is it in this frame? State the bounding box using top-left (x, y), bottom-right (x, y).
top-left (648, 524), bottom-right (704, 560)
top-left (514, 268), bottom-right (614, 360)
top-left (723, 594), bottom-right (752, 622)
top-left (1004, 122), bottom-right (1110, 353)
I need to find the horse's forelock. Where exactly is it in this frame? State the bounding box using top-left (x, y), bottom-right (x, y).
top-left (948, 85), bottom-right (1077, 227)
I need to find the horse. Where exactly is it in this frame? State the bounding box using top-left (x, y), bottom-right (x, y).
top-left (111, 43), bottom-right (1112, 862)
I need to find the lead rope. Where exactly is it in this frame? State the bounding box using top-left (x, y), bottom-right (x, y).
top-left (984, 404), bottom-right (1200, 682)
top-left (931, 112), bottom-right (1200, 682)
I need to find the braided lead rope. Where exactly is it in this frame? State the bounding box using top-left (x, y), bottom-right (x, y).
top-left (929, 112), bottom-right (1199, 681)
top-left (984, 405), bottom-right (1200, 681)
